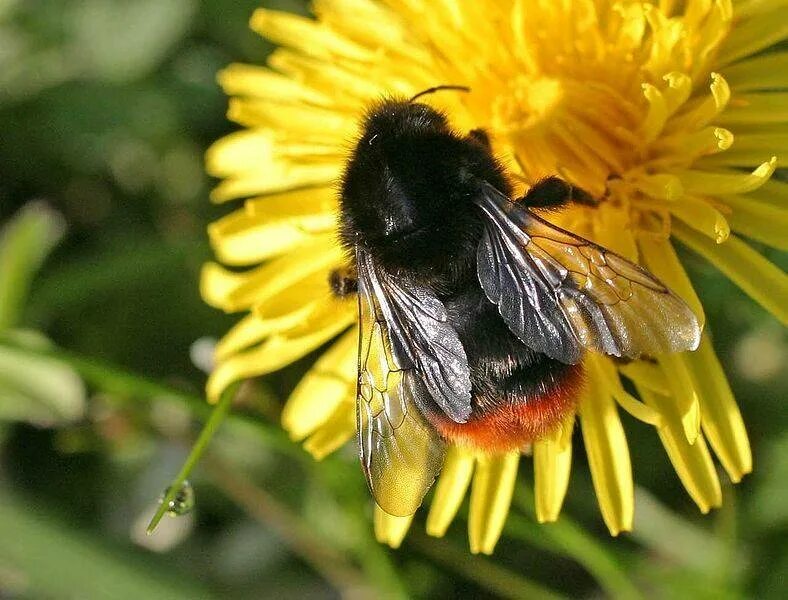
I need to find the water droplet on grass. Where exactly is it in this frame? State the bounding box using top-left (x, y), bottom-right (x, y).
top-left (159, 480), bottom-right (195, 516)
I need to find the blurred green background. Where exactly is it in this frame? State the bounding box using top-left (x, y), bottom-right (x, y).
top-left (0, 1), bottom-right (786, 598)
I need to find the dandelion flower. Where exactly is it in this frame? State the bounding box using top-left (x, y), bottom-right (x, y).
top-left (202, 0), bottom-right (787, 553)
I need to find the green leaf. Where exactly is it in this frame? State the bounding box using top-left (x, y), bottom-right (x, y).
top-left (69, 0), bottom-right (197, 82)
top-left (0, 202), bottom-right (65, 330)
top-left (0, 331), bottom-right (85, 425)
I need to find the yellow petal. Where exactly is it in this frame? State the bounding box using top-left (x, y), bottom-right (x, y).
top-left (210, 158), bottom-right (342, 203)
top-left (226, 95), bottom-right (357, 138)
top-left (224, 236), bottom-right (341, 312)
top-left (667, 194), bottom-right (731, 244)
top-left (743, 178), bottom-right (788, 207)
top-left (637, 235), bottom-right (706, 329)
top-left (374, 505), bottom-right (414, 549)
top-left (578, 386), bottom-right (633, 536)
top-left (652, 126), bottom-right (734, 162)
top-left (732, 0), bottom-right (787, 18)
top-left (207, 205), bottom-right (335, 266)
top-left (672, 157), bottom-right (776, 196)
top-left (533, 415), bottom-right (574, 523)
top-left (282, 328), bottom-right (358, 440)
top-left (217, 63), bottom-right (331, 104)
top-left (661, 72), bottom-right (692, 115)
top-left (206, 130), bottom-right (275, 179)
top-left (664, 73), bottom-right (730, 133)
top-left (468, 452), bottom-right (519, 555)
top-left (637, 385), bottom-right (723, 513)
top-left (618, 360), bottom-right (670, 396)
top-left (200, 262), bottom-right (247, 311)
top-left (206, 300), bottom-right (355, 402)
top-left (269, 49), bottom-right (387, 107)
top-left (657, 354), bottom-right (701, 444)
top-left (628, 172), bottom-right (684, 202)
top-left (640, 83), bottom-right (668, 144)
top-left (673, 223), bottom-right (788, 324)
top-left (721, 51), bottom-right (788, 92)
top-left (589, 355), bottom-right (662, 426)
top-left (426, 445), bottom-right (475, 537)
top-left (250, 9), bottom-right (375, 62)
top-left (251, 271), bottom-right (330, 324)
top-left (213, 277), bottom-right (330, 360)
top-left (214, 313), bottom-right (287, 362)
top-left (716, 10), bottom-right (788, 66)
top-left (717, 92), bottom-right (788, 124)
top-left (720, 193), bottom-right (788, 250)
top-left (313, 0), bottom-right (431, 66)
top-left (303, 398), bottom-right (356, 460)
top-left (682, 336), bottom-right (752, 482)
top-left (244, 186), bottom-right (337, 218)
top-left (700, 133), bottom-right (788, 169)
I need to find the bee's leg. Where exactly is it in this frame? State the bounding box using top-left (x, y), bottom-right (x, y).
top-left (328, 266), bottom-right (358, 298)
top-left (518, 176), bottom-right (599, 208)
top-left (467, 128), bottom-right (492, 149)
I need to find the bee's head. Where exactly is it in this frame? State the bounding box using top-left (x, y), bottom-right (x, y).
top-left (339, 99), bottom-right (478, 277)
top-left (359, 100), bottom-right (451, 143)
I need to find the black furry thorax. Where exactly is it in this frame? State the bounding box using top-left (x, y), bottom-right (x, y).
top-left (339, 98), bottom-right (511, 292)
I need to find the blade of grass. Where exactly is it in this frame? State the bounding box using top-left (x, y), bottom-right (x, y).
top-left (0, 203), bottom-right (64, 330)
top-left (147, 383), bottom-right (239, 534)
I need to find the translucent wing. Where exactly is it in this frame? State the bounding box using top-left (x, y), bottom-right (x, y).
top-left (355, 246), bottom-right (472, 422)
top-left (476, 183), bottom-right (701, 364)
top-left (355, 246), bottom-right (470, 516)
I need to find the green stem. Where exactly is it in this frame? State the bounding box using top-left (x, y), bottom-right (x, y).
top-left (146, 383), bottom-right (238, 534)
top-left (511, 483), bottom-right (643, 600)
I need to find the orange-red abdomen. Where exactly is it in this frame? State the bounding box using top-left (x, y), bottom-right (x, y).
top-left (431, 364), bottom-right (584, 453)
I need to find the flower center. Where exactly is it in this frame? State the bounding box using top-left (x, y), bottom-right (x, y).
top-left (486, 71), bottom-right (641, 197)
top-left (491, 76), bottom-right (564, 134)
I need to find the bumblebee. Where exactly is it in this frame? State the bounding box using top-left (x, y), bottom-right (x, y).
top-left (331, 91), bottom-right (700, 516)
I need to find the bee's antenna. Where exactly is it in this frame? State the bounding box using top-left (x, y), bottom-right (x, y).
top-left (409, 85), bottom-right (470, 103)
